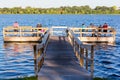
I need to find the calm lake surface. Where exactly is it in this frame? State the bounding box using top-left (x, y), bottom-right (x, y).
top-left (0, 14), bottom-right (120, 80)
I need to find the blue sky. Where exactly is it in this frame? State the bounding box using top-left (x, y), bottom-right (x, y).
top-left (0, 0), bottom-right (120, 8)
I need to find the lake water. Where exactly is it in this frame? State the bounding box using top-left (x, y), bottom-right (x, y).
top-left (0, 14), bottom-right (120, 80)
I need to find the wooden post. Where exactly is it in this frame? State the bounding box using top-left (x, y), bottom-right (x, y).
top-left (97, 28), bottom-right (99, 40)
top-left (34, 45), bottom-right (37, 55)
top-left (75, 43), bottom-right (79, 58)
top-left (20, 27), bottom-right (21, 37)
top-left (50, 27), bottom-right (53, 36)
top-left (37, 46), bottom-right (44, 72)
top-left (78, 44), bottom-right (80, 60)
top-left (113, 29), bottom-right (116, 43)
top-left (3, 28), bottom-right (5, 38)
top-left (80, 28), bottom-right (82, 39)
top-left (37, 28), bottom-right (39, 37)
top-left (86, 48), bottom-right (88, 70)
top-left (90, 45), bottom-right (94, 78)
top-left (72, 36), bottom-right (74, 47)
top-left (43, 33), bottom-right (49, 56)
top-left (33, 45), bottom-right (37, 75)
top-left (73, 40), bottom-right (76, 53)
top-left (80, 48), bottom-right (84, 67)
top-left (80, 47), bottom-right (82, 56)
top-left (79, 47), bottom-right (82, 66)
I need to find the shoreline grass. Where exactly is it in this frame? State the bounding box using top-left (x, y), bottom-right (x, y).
top-left (5, 76), bottom-right (37, 80)
top-left (3, 76), bottom-right (111, 80)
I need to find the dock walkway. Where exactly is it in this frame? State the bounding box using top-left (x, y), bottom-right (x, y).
top-left (38, 36), bottom-right (91, 80)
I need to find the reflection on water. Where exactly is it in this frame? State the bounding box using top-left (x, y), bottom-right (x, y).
top-left (4, 43), bottom-right (35, 53)
top-left (1, 42), bottom-right (45, 79)
top-left (0, 43), bottom-right (38, 79)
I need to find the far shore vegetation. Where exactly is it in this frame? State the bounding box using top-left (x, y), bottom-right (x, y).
top-left (5, 76), bottom-right (37, 80)
top-left (0, 5), bottom-right (120, 14)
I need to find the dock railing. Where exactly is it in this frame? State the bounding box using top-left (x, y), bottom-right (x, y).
top-left (67, 28), bottom-right (95, 77)
top-left (50, 26), bottom-right (68, 36)
top-left (33, 30), bottom-right (50, 74)
top-left (67, 27), bottom-right (116, 77)
top-left (3, 26), bottom-right (48, 37)
top-left (70, 27), bottom-right (116, 43)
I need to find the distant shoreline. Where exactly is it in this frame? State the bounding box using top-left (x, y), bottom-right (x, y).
top-left (0, 6), bottom-right (120, 14)
top-left (0, 14), bottom-right (120, 15)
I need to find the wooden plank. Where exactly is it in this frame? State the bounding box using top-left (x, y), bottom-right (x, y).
top-left (78, 37), bottom-right (115, 43)
top-left (52, 26), bottom-right (68, 28)
top-left (4, 37), bottom-right (42, 42)
top-left (74, 32), bottom-right (115, 34)
top-left (38, 36), bottom-right (91, 80)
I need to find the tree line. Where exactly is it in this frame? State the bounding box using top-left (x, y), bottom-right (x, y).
top-left (0, 5), bottom-right (120, 14)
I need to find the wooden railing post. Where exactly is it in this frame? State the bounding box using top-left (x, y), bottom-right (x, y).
top-left (90, 45), bottom-right (94, 78)
top-left (113, 29), bottom-right (116, 42)
top-left (20, 27), bottom-right (21, 37)
top-left (78, 44), bottom-right (80, 60)
top-left (37, 28), bottom-right (39, 37)
top-left (80, 28), bottom-right (82, 38)
top-left (75, 44), bottom-right (79, 59)
top-left (86, 48), bottom-right (88, 70)
top-left (80, 47), bottom-right (84, 67)
top-left (33, 45), bottom-right (37, 75)
top-left (3, 28), bottom-right (5, 37)
top-left (73, 39), bottom-right (75, 52)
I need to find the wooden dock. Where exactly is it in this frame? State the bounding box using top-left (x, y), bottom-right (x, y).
top-left (37, 36), bottom-right (92, 80)
top-left (70, 27), bottom-right (116, 43)
top-left (3, 26), bottom-right (116, 43)
top-left (3, 26), bottom-right (116, 80)
top-left (3, 26), bottom-right (48, 42)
